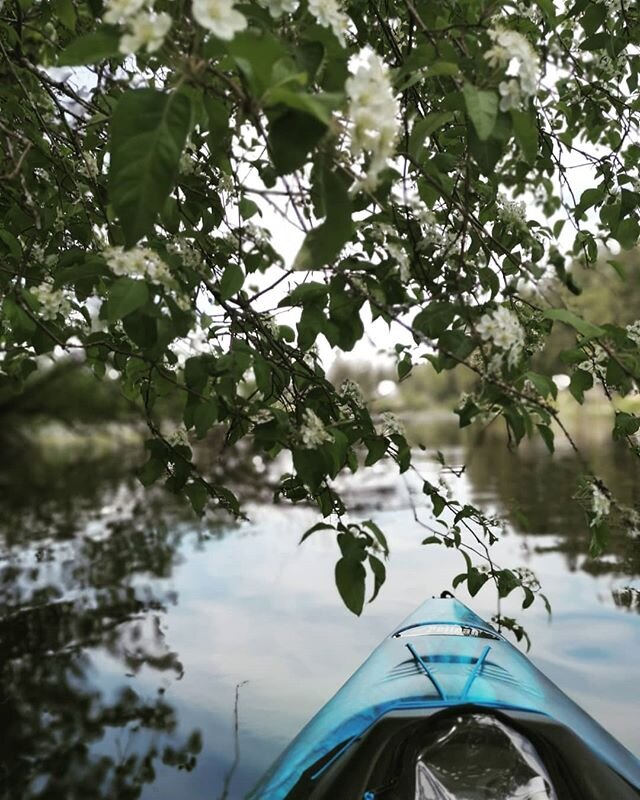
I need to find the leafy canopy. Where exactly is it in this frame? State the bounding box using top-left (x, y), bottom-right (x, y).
top-left (0, 0), bottom-right (639, 619)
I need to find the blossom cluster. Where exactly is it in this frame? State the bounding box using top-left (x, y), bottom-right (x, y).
top-left (308, 0), bottom-right (350, 47)
top-left (590, 482), bottom-right (611, 527)
top-left (379, 411), bottom-right (405, 437)
top-left (476, 306), bottom-right (525, 372)
top-left (626, 320), bottom-right (640, 346)
top-left (485, 27), bottom-right (539, 111)
top-left (387, 242), bottom-right (411, 283)
top-left (345, 50), bottom-right (401, 191)
top-left (496, 194), bottom-right (527, 229)
top-left (340, 378), bottom-right (364, 407)
top-left (299, 408), bottom-right (333, 448)
top-left (257, 0), bottom-right (299, 18)
top-left (104, 245), bottom-right (176, 289)
top-left (192, 0), bottom-right (247, 41)
top-left (167, 426), bottom-right (190, 448)
top-left (31, 283), bottom-right (73, 321)
top-left (103, 0), bottom-right (171, 55)
top-left (166, 238), bottom-right (203, 271)
top-left (578, 345), bottom-right (607, 379)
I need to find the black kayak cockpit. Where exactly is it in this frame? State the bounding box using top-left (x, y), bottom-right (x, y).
top-left (284, 706), bottom-right (640, 800)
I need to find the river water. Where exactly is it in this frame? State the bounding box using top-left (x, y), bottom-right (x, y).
top-left (1, 414), bottom-right (638, 799)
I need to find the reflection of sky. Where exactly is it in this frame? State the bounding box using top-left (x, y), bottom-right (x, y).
top-left (84, 449), bottom-right (640, 800)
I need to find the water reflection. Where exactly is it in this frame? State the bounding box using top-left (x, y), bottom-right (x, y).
top-left (0, 457), bottom-right (208, 799)
top-left (461, 431), bottom-right (640, 577)
top-left (0, 414), bottom-right (638, 799)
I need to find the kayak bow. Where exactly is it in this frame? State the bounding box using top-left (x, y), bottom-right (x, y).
top-left (249, 598), bottom-right (640, 799)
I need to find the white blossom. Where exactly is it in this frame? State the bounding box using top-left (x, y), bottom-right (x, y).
top-left (476, 306), bottom-right (525, 370)
top-left (299, 409), bottom-right (333, 448)
top-left (262, 315), bottom-right (281, 338)
top-left (578, 345), bottom-right (607, 378)
top-left (387, 242), bottom-right (411, 283)
top-left (246, 222), bottom-right (270, 246)
top-left (257, 0), bottom-right (299, 17)
top-left (179, 148), bottom-right (198, 175)
top-left (345, 50), bottom-right (400, 191)
top-left (80, 152), bottom-right (99, 179)
top-left (103, 245), bottom-right (173, 286)
top-left (626, 320), bottom-right (640, 346)
top-left (379, 411), bottom-right (405, 437)
top-left (218, 173), bottom-right (234, 193)
top-left (340, 378), bottom-right (364, 406)
top-left (484, 44), bottom-right (509, 69)
top-left (192, 0), bottom-right (247, 40)
top-left (167, 426), bottom-right (190, 448)
top-left (119, 10), bottom-right (172, 54)
top-left (590, 483), bottom-right (610, 527)
top-left (512, 1), bottom-right (540, 22)
top-left (166, 238), bottom-right (203, 271)
top-left (251, 408), bottom-right (274, 425)
top-left (308, 0), bottom-right (349, 47)
top-left (486, 27), bottom-right (539, 106)
top-left (31, 283), bottom-right (72, 321)
top-left (103, 0), bottom-right (144, 25)
top-left (497, 193), bottom-right (527, 227)
top-left (498, 78), bottom-right (521, 112)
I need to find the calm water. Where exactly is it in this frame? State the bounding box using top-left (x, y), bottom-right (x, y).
top-left (1, 415), bottom-right (639, 799)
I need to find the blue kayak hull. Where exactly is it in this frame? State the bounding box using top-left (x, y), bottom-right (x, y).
top-left (249, 598), bottom-right (640, 798)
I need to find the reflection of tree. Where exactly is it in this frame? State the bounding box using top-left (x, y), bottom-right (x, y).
top-left (0, 465), bottom-right (204, 799)
top-left (463, 434), bottom-right (640, 578)
top-left (612, 587), bottom-right (640, 614)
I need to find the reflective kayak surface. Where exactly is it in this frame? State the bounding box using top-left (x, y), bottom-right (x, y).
top-left (249, 598), bottom-right (640, 799)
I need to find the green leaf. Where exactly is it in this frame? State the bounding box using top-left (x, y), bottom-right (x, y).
top-left (467, 569), bottom-right (489, 597)
top-left (226, 29), bottom-right (287, 96)
top-left (219, 263), bottom-right (244, 300)
top-left (54, 0), bottom-right (77, 30)
top-left (569, 369), bottom-right (593, 404)
top-left (615, 218), bottom-right (639, 250)
top-left (137, 455), bottom-right (166, 486)
top-left (368, 555), bottom-right (386, 603)
top-left (106, 277), bottom-right (149, 322)
top-left (423, 482), bottom-right (446, 516)
top-left (0, 229), bottom-right (22, 258)
top-left (409, 112), bottom-right (455, 158)
top-left (522, 586), bottom-right (535, 609)
top-left (299, 521), bottom-right (335, 544)
top-left (108, 89), bottom-right (192, 246)
top-left (575, 187), bottom-right (604, 218)
top-left (294, 168), bottom-right (352, 269)
top-left (335, 557), bottom-right (366, 615)
top-left (123, 312), bottom-right (157, 348)
top-left (193, 399), bottom-right (218, 438)
top-left (467, 126), bottom-right (504, 175)
top-left (413, 302), bottom-right (456, 339)
top-left (463, 84), bottom-right (498, 141)
top-left (613, 411), bottom-right (640, 441)
top-left (362, 520), bottom-right (389, 555)
top-left (185, 481), bottom-right (208, 515)
top-left (589, 521), bottom-right (609, 558)
top-left (58, 27), bottom-right (121, 65)
top-left (525, 371), bottom-right (557, 399)
top-left (543, 308), bottom-right (605, 339)
top-left (268, 110), bottom-right (327, 175)
top-left (264, 89), bottom-right (342, 125)
top-left (536, 424), bottom-right (554, 453)
top-left (511, 108), bottom-right (537, 165)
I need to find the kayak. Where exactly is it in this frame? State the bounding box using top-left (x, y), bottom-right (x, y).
top-left (248, 597), bottom-right (640, 799)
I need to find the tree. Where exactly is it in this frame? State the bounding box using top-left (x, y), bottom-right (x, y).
top-left (0, 0), bottom-right (639, 618)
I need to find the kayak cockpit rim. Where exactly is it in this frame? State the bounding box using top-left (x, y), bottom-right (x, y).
top-left (392, 621), bottom-right (503, 640)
